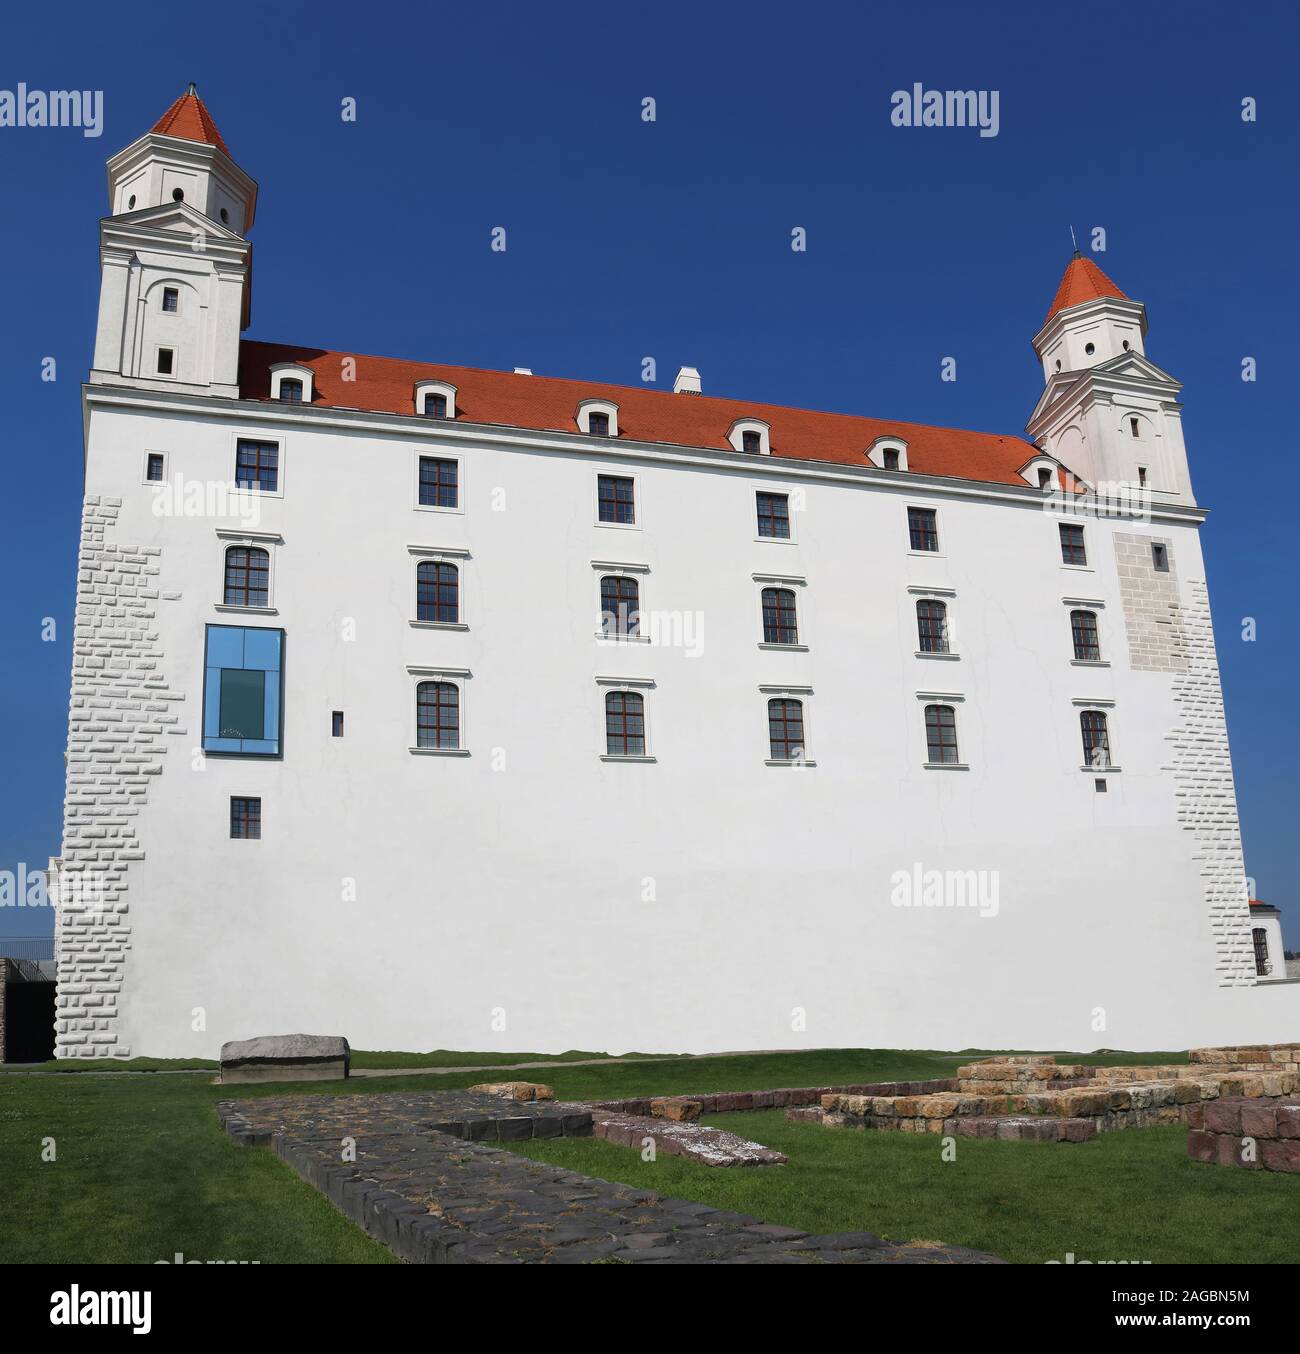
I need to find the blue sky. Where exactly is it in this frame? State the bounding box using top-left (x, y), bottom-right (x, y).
top-left (1, 0), bottom-right (1296, 944)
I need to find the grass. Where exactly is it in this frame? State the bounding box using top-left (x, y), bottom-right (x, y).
top-left (2, 1046), bottom-right (1292, 1264)
top-left (16, 1047), bottom-right (660, 1073)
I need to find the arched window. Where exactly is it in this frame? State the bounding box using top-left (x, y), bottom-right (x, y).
top-left (416, 561), bottom-right (459, 624)
top-left (588, 411), bottom-right (611, 436)
top-left (1070, 609), bottom-right (1101, 661)
top-left (605, 690), bottom-right (645, 756)
top-left (742, 430), bottom-right (762, 454)
top-left (883, 448), bottom-right (900, 470)
top-left (761, 587), bottom-right (798, 645)
top-left (1080, 709), bottom-right (1111, 768)
top-left (416, 681), bottom-right (460, 750)
top-left (223, 546), bottom-right (269, 607)
top-left (424, 392), bottom-right (448, 418)
top-left (924, 704), bottom-right (959, 763)
top-left (278, 377), bottom-right (304, 404)
top-left (600, 575), bottom-right (640, 637)
top-left (916, 599), bottom-right (949, 654)
top-left (767, 697), bottom-right (805, 761)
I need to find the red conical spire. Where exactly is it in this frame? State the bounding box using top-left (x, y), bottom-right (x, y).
top-left (150, 83), bottom-right (230, 156)
top-left (1045, 254), bottom-right (1127, 323)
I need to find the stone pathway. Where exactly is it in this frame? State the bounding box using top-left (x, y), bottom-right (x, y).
top-left (218, 1090), bottom-right (1002, 1265)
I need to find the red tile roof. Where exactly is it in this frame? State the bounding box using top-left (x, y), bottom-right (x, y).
top-left (151, 85), bottom-right (230, 156)
top-left (1045, 255), bottom-right (1127, 322)
top-left (239, 340), bottom-right (1058, 490)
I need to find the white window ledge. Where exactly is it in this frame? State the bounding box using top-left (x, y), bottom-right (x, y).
top-left (600, 754), bottom-right (657, 763)
top-left (914, 650), bottom-right (959, 660)
top-left (595, 631), bottom-right (652, 644)
top-left (214, 603), bottom-right (278, 615)
top-left (409, 746), bottom-right (471, 757)
top-left (409, 620), bottom-right (470, 631)
top-left (1081, 765), bottom-right (1122, 773)
top-left (758, 642), bottom-right (810, 652)
top-left (1071, 658), bottom-right (1110, 667)
top-left (924, 762), bottom-right (970, 771)
top-left (765, 758), bottom-right (818, 768)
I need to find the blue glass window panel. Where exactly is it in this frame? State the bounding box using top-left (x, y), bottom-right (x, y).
top-left (203, 625), bottom-right (284, 756)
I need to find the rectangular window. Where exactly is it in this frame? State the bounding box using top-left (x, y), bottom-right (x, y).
top-left (767, 697), bottom-right (805, 761)
top-left (761, 588), bottom-right (798, 645)
top-left (162, 287), bottom-right (179, 313)
top-left (203, 625), bottom-right (284, 757)
top-left (883, 449), bottom-right (900, 470)
top-left (924, 704), bottom-right (959, 764)
top-left (1059, 522), bottom-right (1087, 565)
top-left (416, 561), bottom-right (460, 624)
top-left (235, 439), bottom-right (279, 493)
top-left (1080, 710), bottom-right (1111, 768)
top-left (1253, 928), bottom-right (1270, 976)
top-left (756, 491), bottom-right (790, 539)
top-left (604, 690), bottom-right (646, 757)
top-left (156, 347), bottom-right (174, 376)
top-left (332, 711), bottom-right (344, 738)
top-left (1152, 543), bottom-right (1169, 572)
top-left (416, 681), bottom-right (461, 750)
top-left (146, 453), bottom-right (165, 482)
top-left (742, 430), bottom-right (762, 455)
top-left (908, 507), bottom-right (939, 552)
top-left (588, 411), bottom-right (611, 437)
top-left (597, 474), bottom-right (636, 524)
top-left (230, 796), bottom-right (261, 840)
top-left (418, 456), bottom-right (459, 509)
top-left (1070, 609), bottom-right (1101, 661)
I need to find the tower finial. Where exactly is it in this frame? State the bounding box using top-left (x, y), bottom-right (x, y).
top-left (186, 81), bottom-right (197, 96)
top-left (1069, 224), bottom-right (1080, 258)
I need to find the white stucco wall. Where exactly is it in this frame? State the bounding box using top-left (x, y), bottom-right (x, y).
top-left (55, 393), bottom-right (1299, 1058)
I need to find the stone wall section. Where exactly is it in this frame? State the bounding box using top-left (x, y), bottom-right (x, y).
top-left (55, 496), bottom-right (183, 1058)
top-left (1114, 532), bottom-right (1186, 673)
top-left (1164, 579), bottom-right (1256, 987)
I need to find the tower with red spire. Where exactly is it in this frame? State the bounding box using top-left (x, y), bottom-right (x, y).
top-left (90, 85), bottom-right (256, 398)
top-left (1026, 254), bottom-right (1194, 504)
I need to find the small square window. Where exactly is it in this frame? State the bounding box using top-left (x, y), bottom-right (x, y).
top-left (235, 439), bottom-right (279, 493)
top-left (1059, 522), bottom-right (1087, 566)
top-left (418, 456), bottom-right (459, 509)
top-left (1095, 778), bottom-right (1107, 793)
top-left (598, 474), bottom-right (636, 524)
top-left (1152, 543), bottom-right (1169, 572)
top-left (230, 796), bottom-right (261, 839)
top-left (157, 348), bottom-right (174, 376)
top-left (162, 287), bottom-right (179, 313)
top-left (756, 491), bottom-right (790, 539)
top-left (332, 711), bottom-right (344, 737)
top-left (145, 453), bottom-right (165, 483)
top-left (588, 411), bottom-right (611, 437)
top-left (908, 506), bottom-right (939, 552)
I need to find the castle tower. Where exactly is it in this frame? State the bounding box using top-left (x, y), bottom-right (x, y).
top-left (90, 85), bottom-right (256, 397)
top-left (1026, 255), bottom-right (1195, 504)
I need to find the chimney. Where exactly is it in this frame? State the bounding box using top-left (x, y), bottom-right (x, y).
top-left (673, 365), bottom-right (701, 395)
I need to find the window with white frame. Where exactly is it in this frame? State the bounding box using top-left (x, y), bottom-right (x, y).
top-left (867, 436), bottom-right (909, 472)
top-left (216, 530), bottom-right (281, 611)
top-left (269, 364), bottom-right (313, 403)
top-left (762, 685), bottom-right (814, 765)
top-left (414, 380), bottom-right (457, 419)
top-left (728, 419), bottom-right (770, 456)
top-left (578, 400), bottom-right (619, 437)
top-left (596, 677), bottom-right (654, 760)
top-left (408, 667), bottom-right (470, 754)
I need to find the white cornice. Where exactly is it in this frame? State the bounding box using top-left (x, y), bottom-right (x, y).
top-left (80, 383), bottom-right (1209, 526)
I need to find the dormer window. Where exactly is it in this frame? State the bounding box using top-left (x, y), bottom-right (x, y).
top-left (269, 364), bottom-right (314, 404)
top-left (414, 381), bottom-right (457, 420)
top-left (1038, 467), bottom-right (1052, 489)
top-left (1021, 457), bottom-right (1060, 492)
top-left (578, 400), bottom-right (619, 438)
top-left (728, 420), bottom-right (771, 456)
top-left (866, 437), bottom-right (908, 472)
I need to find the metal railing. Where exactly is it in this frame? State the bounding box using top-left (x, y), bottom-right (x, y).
top-left (0, 935), bottom-right (55, 962)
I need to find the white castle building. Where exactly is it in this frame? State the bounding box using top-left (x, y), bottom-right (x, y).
top-left (53, 89), bottom-right (1296, 1059)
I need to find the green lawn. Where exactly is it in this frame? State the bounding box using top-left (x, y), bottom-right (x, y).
top-left (3, 1046), bottom-right (1294, 1265)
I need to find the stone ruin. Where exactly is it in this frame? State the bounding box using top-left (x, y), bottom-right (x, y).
top-left (801, 1045), bottom-right (1300, 1154)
